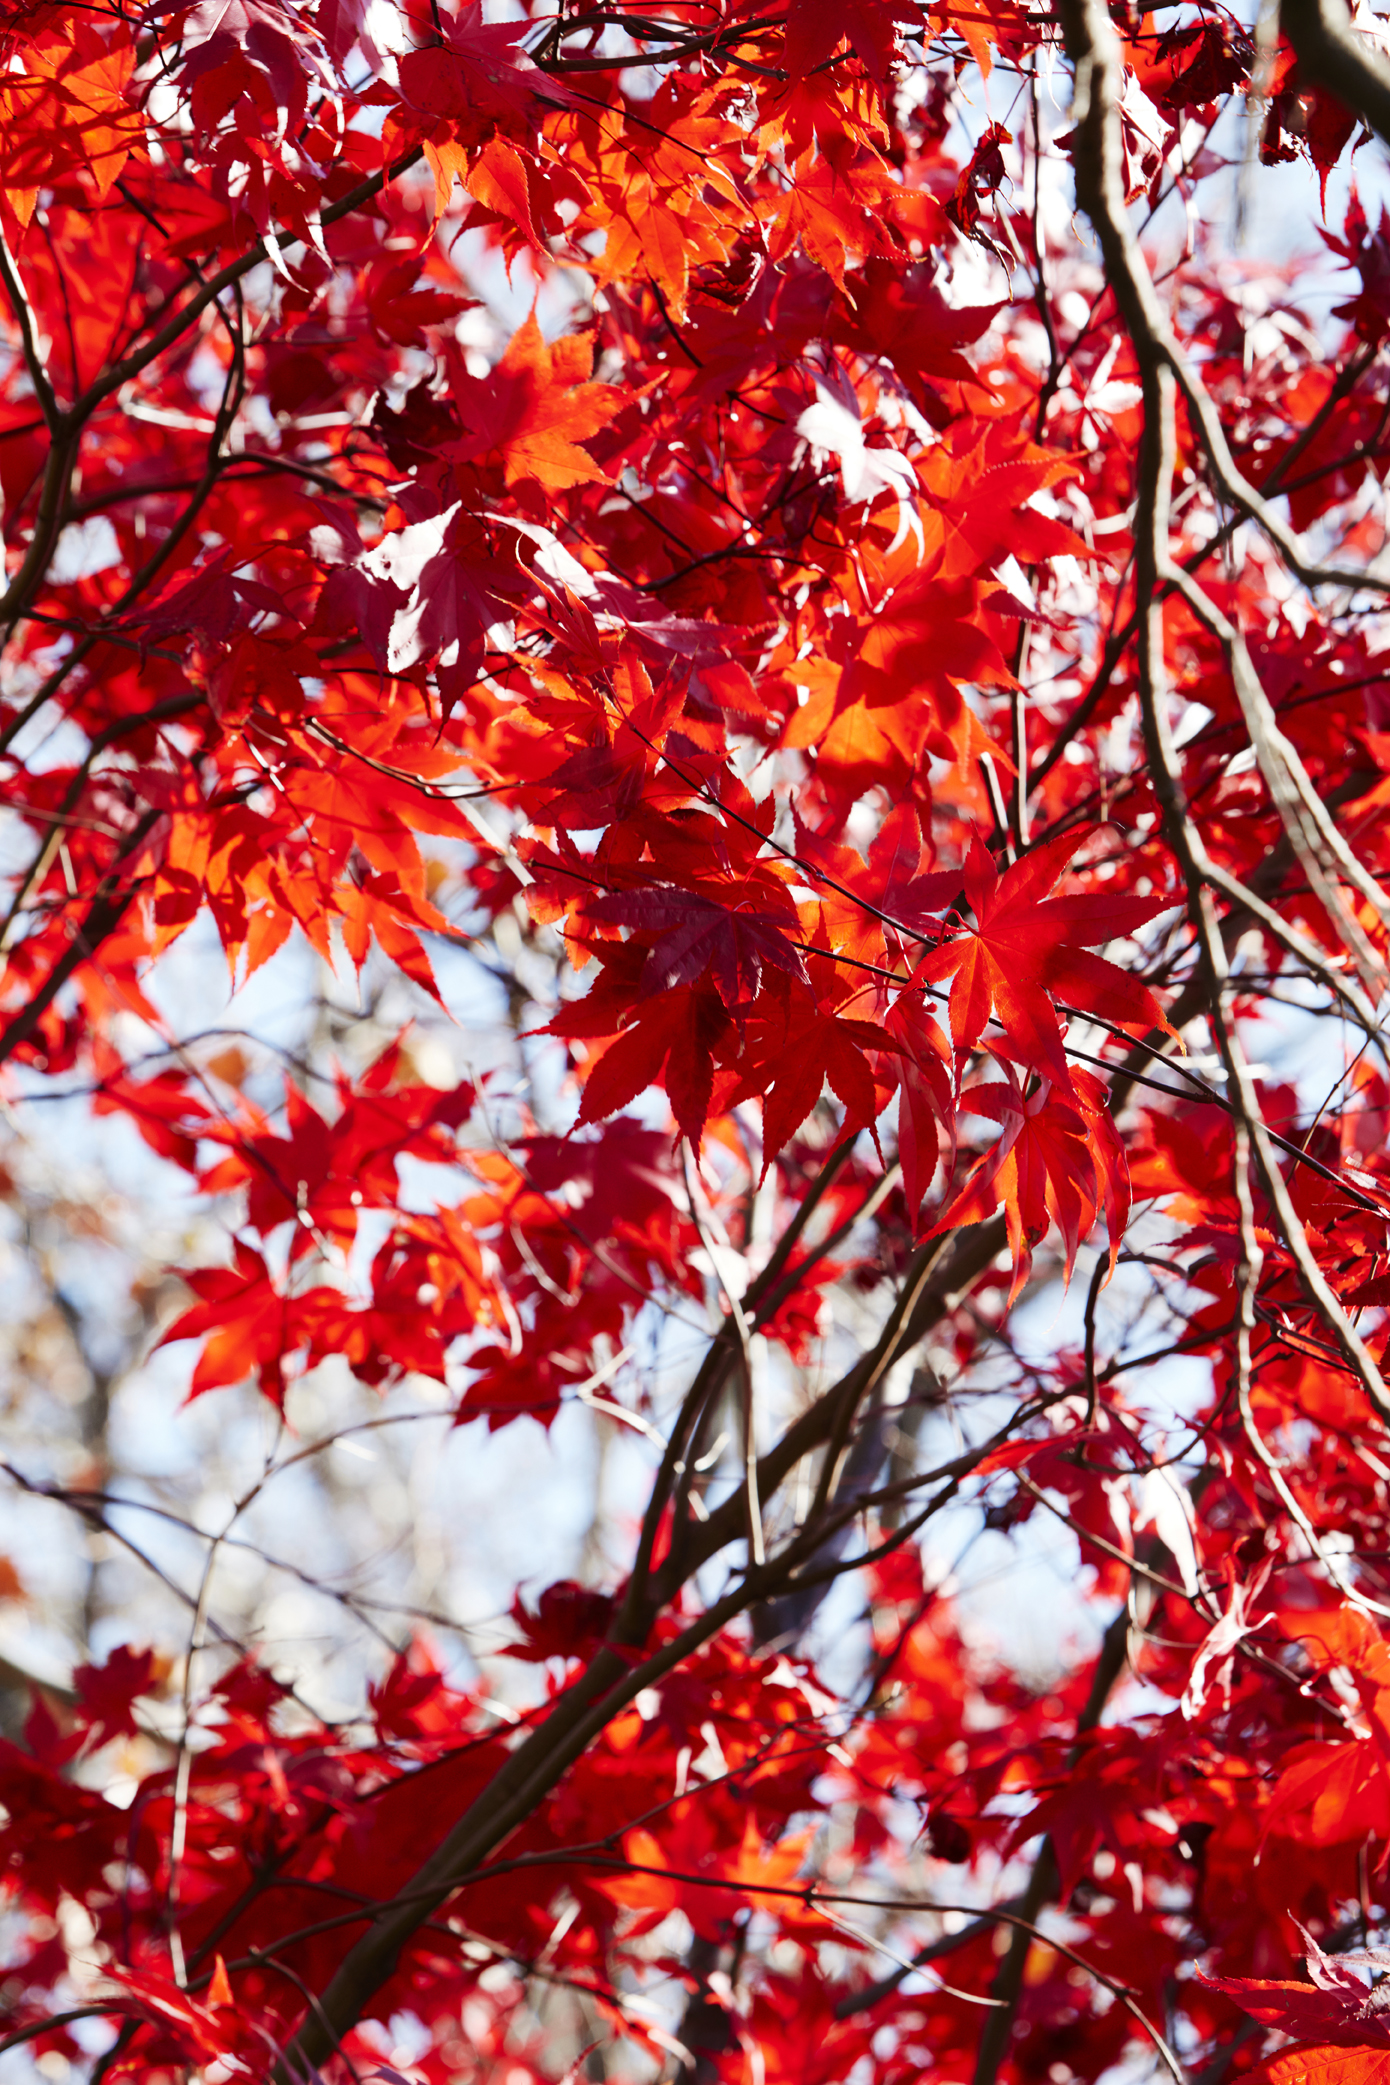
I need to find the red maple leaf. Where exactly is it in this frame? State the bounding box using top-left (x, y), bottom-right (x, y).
top-left (72, 1645), bottom-right (159, 1748)
top-left (915, 830), bottom-right (1170, 1091)
top-left (933, 1061), bottom-right (1127, 1298)
top-left (758, 1000), bottom-right (900, 1169)
top-left (446, 314), bottom-right (623, 492)
top-left (584, 884), bottom-right (808, 1008)
top-left (1205, 1925), bottom-right (1390, 2051)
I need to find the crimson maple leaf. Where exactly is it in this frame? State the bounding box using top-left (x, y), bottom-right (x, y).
top-left (883, 991), bottom-right (953, 1225)
top-left (507, 1580), bottom-right (616, 1662)
top-left (572, 983), bottom-right (731, 1146)
top-left (835, 265), bottom-right (1000, 423)
top-left (397, 2), bottom-right (570, 124)
top-left (72, 1646), bottom-right (159, 1748)
top-left (915, 830), bottom-right (1170, 1091)
top-left (446, 314), bottom-right (622, 492)
top-left (1205, 1925), bottom-right (1390, 2051)
top-left (758, 999), bottom-right (899, 1169)
top-left (584, 884), bottom-right (808, 1008)
top-left (933, 1062), bottom-right (1126, 1298)
top-left (199, 1058), bottom-right (473, 1257)
top-left (160, 1242), bottom-right (334, 1405)
top-left (349, 501), bottom-right (514, 710)
top-left (784, 0), bottom-right (922, 84)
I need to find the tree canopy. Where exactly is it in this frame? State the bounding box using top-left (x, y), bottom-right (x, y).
top-left (8, 4), bottom-right (1390, 2085)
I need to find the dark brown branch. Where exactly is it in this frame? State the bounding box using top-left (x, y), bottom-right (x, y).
top-left (1281, 0), bottom-right (1390, 147)
top-left (276, 1217), bottom-right (1007, 2075)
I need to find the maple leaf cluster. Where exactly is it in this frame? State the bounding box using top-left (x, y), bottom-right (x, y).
top-left (8, 3), bottom-right (1390, 2085)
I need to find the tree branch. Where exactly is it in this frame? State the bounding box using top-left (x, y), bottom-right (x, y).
top-left (1281, 0), bottom-right (1390, 147)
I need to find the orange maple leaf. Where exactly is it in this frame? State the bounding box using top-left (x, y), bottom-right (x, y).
top-left (0, 25), bottom-right (142, 225)
top-left (1247, 2053), bottom-right (1390, 2085)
